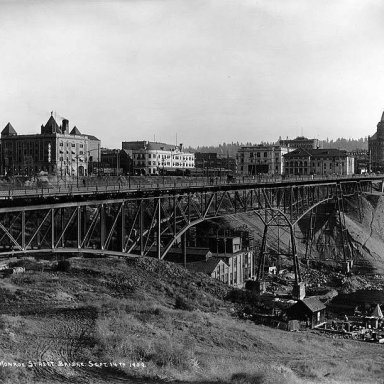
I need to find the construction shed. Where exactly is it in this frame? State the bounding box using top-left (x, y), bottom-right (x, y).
top-left (186, 258), bottom-right (228, 282)
top-left (286, 297), bottom-right (326, 329)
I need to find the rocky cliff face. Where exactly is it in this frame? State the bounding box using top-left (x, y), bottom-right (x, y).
top-left (209, 193), bottom-right (384, 276)
top-left (344, 193), bottom-right (384, 274)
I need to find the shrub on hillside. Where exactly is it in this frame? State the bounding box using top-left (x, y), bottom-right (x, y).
top-left (231, 369), bottom-right (299, 384)
top-left (225, 289), bottom-right (259, 305)
top-left (175, 295), bottom-right (194, 311)
top-left (9, 259), bottom-right (40, 271)
top-left (152, 341), bottom-right (194, 369)
top-left (56, 259), bottom-right (71, 272)
top-left (245, 280), bottom-right (260, 292)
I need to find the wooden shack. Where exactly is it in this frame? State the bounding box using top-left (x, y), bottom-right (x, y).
top-left (286, 297), bottom-right (326, 329)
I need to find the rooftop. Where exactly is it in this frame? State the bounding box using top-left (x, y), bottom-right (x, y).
top-left (43, 115), bottom-right (61, 133)
top-left (1, 122), bottom-right (17, 137)
top-left (300, 297), bottom-right (326, 313)
top-left (284, 148), bottom-right (348, 158)
top-left (186, 258), bottom-right (223, 274)
top-left (122, 141), bottom-right (189, 152)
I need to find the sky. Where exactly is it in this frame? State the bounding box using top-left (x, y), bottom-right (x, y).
top-left (1, 0), bottom-right (384, 148)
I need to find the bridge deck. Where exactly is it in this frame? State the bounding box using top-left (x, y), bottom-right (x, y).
top-left (0, 175), bottom-right (380, 206)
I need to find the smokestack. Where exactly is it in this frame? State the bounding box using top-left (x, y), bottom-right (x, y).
top-left (62, 119), bottom-right (69, 134)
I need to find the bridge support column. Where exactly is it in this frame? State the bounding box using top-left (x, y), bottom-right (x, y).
top-left (77, 206), bottom-right (81, 249)
top-left (182, 232), bottom-right (187, 268)
top-left (51, 208), bottom-right (55, 249)
top-left (256, 225), bottom-right (268, 282)
top-left (157, 199), bottom-right (161, 259)
top-left (60, 208), bottom-right (65, 247)
top-left (121, 202), bottom-right (126, 252)
top-left (21, 210), bottom-right (25, 251)
top-left (140, 202), bottom-right (144, 256)
top-left (100, 204), bottom-right (106, 250)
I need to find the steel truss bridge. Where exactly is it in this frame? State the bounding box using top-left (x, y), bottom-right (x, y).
top-left (0, 176), bottom-right (382, 284)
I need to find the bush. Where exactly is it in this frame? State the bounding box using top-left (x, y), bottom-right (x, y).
top-left (226, 289), bottom-right (259, 305)
top-left (175, 295), bottom-right (194, 311)
top-left (245, 280), bottom-right (260, 292)
top-left (56, 259), bottom-right (71, 272)
top-left (152, 341), bottom-right (193, 369)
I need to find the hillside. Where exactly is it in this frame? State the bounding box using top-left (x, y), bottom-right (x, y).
top-left (0, 256), bottom-right (384, 384)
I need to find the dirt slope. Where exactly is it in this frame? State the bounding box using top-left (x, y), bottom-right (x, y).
top-left (0, 256), bottom-right (384, 384)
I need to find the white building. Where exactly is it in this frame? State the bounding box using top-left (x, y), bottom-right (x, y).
top-left (237, 145), bottom-right (290, 176)
top-left (121, 141), bottom-right (195, 175)
top-left (284, 148), bottom-right (355, 176)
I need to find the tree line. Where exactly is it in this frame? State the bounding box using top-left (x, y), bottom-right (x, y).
top-left (185, 137), bottom-right (368, 157)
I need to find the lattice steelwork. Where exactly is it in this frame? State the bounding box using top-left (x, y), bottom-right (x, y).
top-left (0, 179), bottom-right (376, 282)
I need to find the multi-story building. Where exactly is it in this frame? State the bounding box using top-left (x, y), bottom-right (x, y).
top-left (121, 141), bottom-right (195, 175)
top-left (368, 111), bottom-right (384, 172)
top-left (283, 148), bottom-right (354, 176)
top-left (279, 136), bottom-right (321, 150)
top-left (195, 152), bottom-right (237, 173)
top-left (100, 148), bottom-right (133, 175)
top-left (348, 149), bottom-right (369, 174)
top-left (237, 145), bottom-right (289, 176)
top-left (0, 114), bottom-right (100, 176)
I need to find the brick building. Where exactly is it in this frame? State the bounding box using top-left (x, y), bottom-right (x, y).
top-left (100, 148), bottom-right (133, 175)
top-left (0, 114), bottom-right (100, 176)
top-left (195, 152), bottom-right (237, 173)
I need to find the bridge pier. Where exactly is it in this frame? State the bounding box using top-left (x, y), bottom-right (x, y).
top-left (182, 232), bottom-right (187, 267)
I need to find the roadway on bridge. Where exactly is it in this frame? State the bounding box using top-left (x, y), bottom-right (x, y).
top-left (0, 174), bottom-right (381, 201)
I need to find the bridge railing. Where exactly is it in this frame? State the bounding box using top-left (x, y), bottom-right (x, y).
top-left (0, 173), bottom-right (379, 199)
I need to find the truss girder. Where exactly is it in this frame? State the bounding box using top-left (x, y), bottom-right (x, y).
top-left (0, 180), bottom-right (371, 257)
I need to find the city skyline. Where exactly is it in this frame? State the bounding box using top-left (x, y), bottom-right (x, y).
top-left (1, 0), bottom-right (384, 148)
